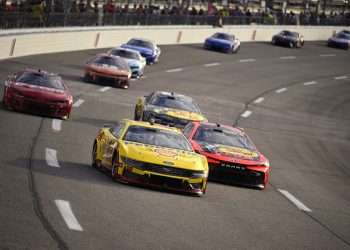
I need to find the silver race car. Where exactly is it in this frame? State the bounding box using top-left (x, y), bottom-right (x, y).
top-left (108, 47), bottom-right (146, 78)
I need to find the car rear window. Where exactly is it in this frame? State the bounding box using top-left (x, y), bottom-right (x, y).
top-left (193, 125), bottom-right (255, 150)
top-left (123, 125), bottom-right (192, 151)
top-left (110, 49), bottom-right (139, 60)
top-left (127, 39), bottom-right (154, 49)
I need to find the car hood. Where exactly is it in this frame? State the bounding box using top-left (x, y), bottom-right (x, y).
top-left (121, 44), bottom-right (154, 55)
top-left (12, 82), bottom-right (71, 100)
top-left (329, 37), bottom-right (350, 43)
top-left (87, 64), bottom-right (129, 74)
top-left (125, 59), bottom-right (141, 66)
top-left (147, 105), bottom-right (206, 121)
top-left (195, 141), bottom-right (260, 162)
top-left (120, 141), bottom-right (207, 171)
top-left (206, 37), bottom-right (233, 45)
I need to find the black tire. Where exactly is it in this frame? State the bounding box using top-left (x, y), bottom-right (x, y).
top-left (134, 105), bottom-right (142, 121)
top-left (84, 74), bottom-right (91, 83)
top-left (271, 38), bottom-right (276, 45)
top-left (92, 142), bottom-right (98, 169)
top-left (111, 151), bottom-right (119, 181)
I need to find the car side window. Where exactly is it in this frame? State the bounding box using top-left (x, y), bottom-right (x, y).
top-left (182, 123), bottom-right (195, 138)
top-left (112, 122), bottom-right (125, 139)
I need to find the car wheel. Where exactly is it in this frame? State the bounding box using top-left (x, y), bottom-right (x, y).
top-left (111, 151), bottom-right (119, 181)
top-left (92, 142), bottom-right (98, 169)
top-left (272, 38), bottom-right (276, 45)
top-left (84, 74), bottom-right (91, 82)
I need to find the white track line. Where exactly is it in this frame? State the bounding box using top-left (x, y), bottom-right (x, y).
top-left (204, 62), bottom-right (220, 67)
top-left (99, 86), bottom-right (111, 92)
top-left (280, 56), bottom-right (296, 60)
top-left (278, 189), bottom-right (312, 212)
top-left (276, 88), bottom-right (287, 93)
top-left (239, 59), bottom-right (255, 63)
top-left (166, 68), bottom-right (183, 73)
top-left (320, 54), bottom-right (335, 57)
top-left (334, 76), bottom-right (347, 80)
top-left (253, 97), bottom-right (265, 104)
top-left (73, 99), bottom-right (85, 107)
top-left (55, 200), bottom-right (83, 231)
top-left (240, 110), bottom-right (252, 118)
top-left (45, 148), bottom-right (60, 168)
top-left (303, 81), bottom-right (317, 86)
top-left (52, 119), bottom-right (62, 132)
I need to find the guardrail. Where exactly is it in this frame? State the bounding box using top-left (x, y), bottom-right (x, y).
top-left (0, 25), bottom-right (348, 60)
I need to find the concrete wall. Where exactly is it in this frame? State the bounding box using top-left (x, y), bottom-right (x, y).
top-left (0, 25), bottom-right (348, 60)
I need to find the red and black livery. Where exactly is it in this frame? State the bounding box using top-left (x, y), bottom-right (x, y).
top-left (182, 121), bottom-right (270, 189)
top-left (2, 68), bottom-right (73, 119)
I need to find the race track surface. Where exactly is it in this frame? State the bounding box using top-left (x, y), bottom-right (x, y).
top-left (0, 41), bottom-right (349, 250)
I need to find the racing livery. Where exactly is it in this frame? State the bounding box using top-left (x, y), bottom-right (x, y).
top-left (108, 47), bottom-right (146, 78)
top-left (2, 68), bottom-right (73, 119)
top-left (134, 91), bottom-right (207, 128)
top-left (204, 32), bottom-right (241, 53)
top-left (121, 38), bottom-right (161, 64)
top-left (271, 30), bottom-right (304, 48)
top-left (84, 54), bottom-right (131, 89)
top-left (92, 119), bottom-right (209, 195)
top-left (327, 30), bottom-right (350, 50)
top-left (182, 122), bottom-right (270, 189)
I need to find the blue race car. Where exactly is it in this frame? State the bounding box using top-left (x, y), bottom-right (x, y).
top-left (204, 32), bottom-right (241, 53)
top-left (121, 38), bottom-right (161, 65)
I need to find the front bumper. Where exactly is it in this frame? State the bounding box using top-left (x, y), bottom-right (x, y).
top-left (116, 163), bottom-right (207, 195)
top-left (208, 162), bottom-right (266, 189)
top-left (88, 71), bottom-right (130, 87)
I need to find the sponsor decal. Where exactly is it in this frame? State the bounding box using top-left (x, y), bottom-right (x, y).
top-left (204, 144), bottom-right (258, 161)
top-left (153, 148), bottom-right (178, 158)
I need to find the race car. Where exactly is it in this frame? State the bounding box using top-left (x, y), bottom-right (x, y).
top-left (204, 32), bottom-right (241, 53)
top-left (92, 119), bottom-right (209, 196)
top-left (121, 37), bottom-right (161, 64)
top-left (2, 68), bottom-right (73, 120)
top-left (108, 47), bottom-right (146, 79)
top-left (84, 54), bottom-right (131, 89)
top-left (327, 31), bottom-right (350, 50)
top-left (134, 91), bottom-right (207, 128)
top-left (271, 30), bottom-right (304, 48)
top-left (182, 122), bottom-right (270, 189)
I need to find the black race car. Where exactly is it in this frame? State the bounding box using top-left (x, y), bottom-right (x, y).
top-left (271, 30), bottom-right (304, 48)
top-left (327, 30), bottom-right (350, 50)
top-left (134, 91), bottom-right (207, 128)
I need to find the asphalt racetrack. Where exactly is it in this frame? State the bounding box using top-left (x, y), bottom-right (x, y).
top-left (0, 41), bottom-right (349, 250)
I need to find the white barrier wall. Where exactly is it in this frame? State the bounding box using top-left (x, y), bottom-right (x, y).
top-left (0, 25), bottom-right (348, 60)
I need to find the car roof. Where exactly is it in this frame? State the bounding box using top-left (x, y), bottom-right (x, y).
top-left (192, 121), bottom-right (244, 134)
top-left (154, 91), bottom-right (194, 101)
top-left (122, 119), bottom-right (182, 133)
top-left (130, 37), bottom-right (156, 45)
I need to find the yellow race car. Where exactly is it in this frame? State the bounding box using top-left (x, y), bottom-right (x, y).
top-left (134, 91), bottom-right (207, 128)
top-left (92, 119), bottom-right (209, 196)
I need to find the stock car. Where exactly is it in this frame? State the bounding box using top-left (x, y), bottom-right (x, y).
top-left (182, 122), bottom-right (270, 189)
top-left (121, 38), bottom-right (161, 64)
top-left (327, 30), bottom-right (350, 50)
top-left (271, 30), bottom-right (304, 48)
top-left (84, 54), bottom-right (131, 89)
top-left (134, 91), bottom-right (207, 128)
top-left (108, 47), bottom-right (146, 78)
top-left (2, 69), bottom-right (73, 119)
top-left (204, 32), bottom-right (241, 53)
top-left (92, 119), bottom-right (209, 195)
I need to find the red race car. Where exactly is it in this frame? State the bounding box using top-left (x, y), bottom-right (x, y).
top-left (84, 54), bottom-right (131, 89)
top-left (182, 122), bottom-right (270, 189)
top-left (2, 69), bottom-right (73, 120)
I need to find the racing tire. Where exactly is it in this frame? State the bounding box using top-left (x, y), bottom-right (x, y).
top-left (92, 142), bottom-right (98, 169)
top-left (134, 105), bottom-right (142, 121)
top-left (84, 74), bottom-right (91, 83)
top-left (111, 151), bottom-right (119, 181)
top-left (271, 38), bottom-right (276, 45)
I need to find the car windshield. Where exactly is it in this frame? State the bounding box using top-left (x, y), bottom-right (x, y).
top-left (281, 31), bottom-right (295, 37)
top-left (123, 125), bottom-right (192, 151)
top-left (151, 95), bottom-right (200, 113)
top-left (212, 33), bottom-right (234, 41)
top-left (193, 125), bottom-right (256, 150)
top-left (336, 33), bottom-right (350, 40)
top-left (127, 39), bottom-right (154, 49)
top-left (110, 49), bottom-right (139, 60)
top-left (91, 56), bottom-right (129, 70)
top-left (16, 72), bottom-right (65, 90)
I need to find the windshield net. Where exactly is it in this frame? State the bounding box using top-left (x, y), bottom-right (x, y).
top-left (193, 125), bottom-right (255, 150)
top-left (123, 125), bottom-right (192, 151)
